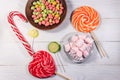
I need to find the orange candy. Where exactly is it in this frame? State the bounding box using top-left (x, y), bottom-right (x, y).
top-left (71, 6), bottom-right (100, 32)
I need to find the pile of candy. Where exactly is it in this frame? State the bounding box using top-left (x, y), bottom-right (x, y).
top-left (31, 0), bottom-right (64, 26)
top-left (63, 33), bottom-right (93, 62)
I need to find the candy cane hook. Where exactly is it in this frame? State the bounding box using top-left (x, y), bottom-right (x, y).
top-left (7, 11), bottom-right (33, 56)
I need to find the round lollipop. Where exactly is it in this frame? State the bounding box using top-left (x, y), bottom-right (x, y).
top-left (28, 28), bottom-right (39, 38)
top-left (71, 6), bottom-right (99, 32)
top-left (71, 6), bottom-right (106, 57)
top-left (7, 11), bottom-right (69, 79)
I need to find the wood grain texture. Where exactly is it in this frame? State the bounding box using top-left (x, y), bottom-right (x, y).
top-left (0, 0), bottom-right (120, 80)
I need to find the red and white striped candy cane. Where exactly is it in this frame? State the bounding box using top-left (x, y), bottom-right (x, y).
top-left (7, 11), bottom-right (33, 56)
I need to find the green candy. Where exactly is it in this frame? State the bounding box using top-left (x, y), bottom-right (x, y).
top-left (33, 12), bottom-right (36, 15)
top-left (35, 12), bottom-right (39, 15)
top-left (44, 9), bottom-right (47, 13)
top-left (31, 6), bottom-right (35, 10)
top-left (33, 2), bottom-right (37, 5)
top-left (37, 1), bottom-right (41, 5)
top-left (50, 0), bottom-right (55, 2)
top-left (34, 20), bottom-right (39, 23)
top-left (42, 13), bottom-right (47, 18)
top-left (42, 17), bottom-right (45, 20)
top-left (47, 0), bottom-right (51, 3)
top-left (41, 12), bottom-right (44, 14)
top-left (48, 10), bottom-right (52, 13)
top-left (39, 0), bottom-right (42, 2)
top-left (41, 5), bottom-right (45, 10)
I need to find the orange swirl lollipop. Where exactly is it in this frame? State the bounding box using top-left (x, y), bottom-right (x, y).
top-left (71, 6), bottom-right (106, 57)
top-left (71, 6), bottom-right (99, 32)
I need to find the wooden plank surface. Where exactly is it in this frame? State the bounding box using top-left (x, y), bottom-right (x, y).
top-left (0, 0), bottom-right (120, 80)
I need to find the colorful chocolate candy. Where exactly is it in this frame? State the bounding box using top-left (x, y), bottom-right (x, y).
top-left (31, 0), bottom-right (64, 26)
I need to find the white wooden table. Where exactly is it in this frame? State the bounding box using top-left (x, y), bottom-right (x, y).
top-left (0, 0), bottom-right (120, 80)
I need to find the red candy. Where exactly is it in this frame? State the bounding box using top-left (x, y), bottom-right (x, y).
top-left (28, 50), bottom-right (56, 78)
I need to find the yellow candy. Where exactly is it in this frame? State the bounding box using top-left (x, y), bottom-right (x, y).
top-left (28, 29), bottom-right (39, 38)
top-left (52, 1), bottom-right (56, 5)
top-left (35, 5), bottom-right (39, 8)
top-left (55, 14), bottom-right (59, 18)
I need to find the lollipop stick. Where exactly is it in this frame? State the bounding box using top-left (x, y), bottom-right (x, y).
top-left (55, 54), bottom-right (62, 72)
top-left (55, 72), bottom-right (70, 80)
top-left (31, 38), bottom-right (34, 49)
top-left (90, 32), bottom-right (106, 57)
top-left (57, 53), bottom-right (66, 72)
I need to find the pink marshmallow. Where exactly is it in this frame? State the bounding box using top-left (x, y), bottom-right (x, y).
top-left (85, 37), bottom-right (93, 44)
top-left (83, 50), bottom-right (89, 57)
top-left (79, 57), bottom-right (84, 60)
top-left (75, 39), bottom-right (84, 48)
top-left (79, 43), bottom-right (88, 51)
top-left (78, 35), bottom-right (86, 40)
top-left (76, 50), bottom-right (82, 57)
top-left (71, 35), bottom-right (79, 42)
top-left (64, 43), bottom-right (71, 52)
top-left (71, 46), bottom-right (79, 52)
top-left (69, 42), bottom-right (76, 48)
top-left (70, 49), bottom-right (76, 54)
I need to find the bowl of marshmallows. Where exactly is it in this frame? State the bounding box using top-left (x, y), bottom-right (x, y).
top-left (61, 32), bottom-right (94, 63)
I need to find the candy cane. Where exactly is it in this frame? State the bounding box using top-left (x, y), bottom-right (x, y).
top-left (7, 11), bottom-right (33, 56)
top-left (7, 11), bottom-right (70, 79)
